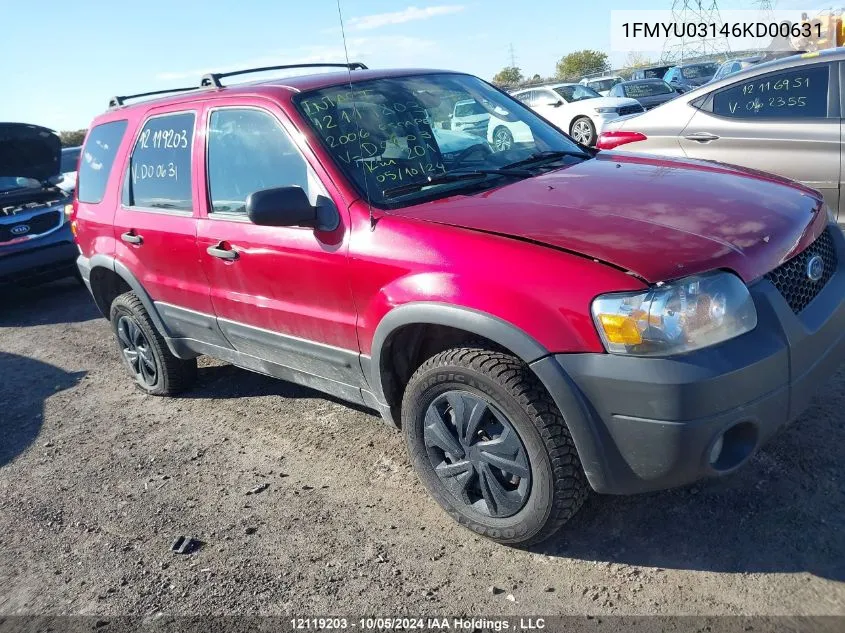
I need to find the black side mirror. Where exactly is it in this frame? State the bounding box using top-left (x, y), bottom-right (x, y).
top-left (246, 186), bottom-right (339, 231)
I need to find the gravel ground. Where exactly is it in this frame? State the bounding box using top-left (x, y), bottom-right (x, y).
top-left (0, 279), bottom-right (843, 617)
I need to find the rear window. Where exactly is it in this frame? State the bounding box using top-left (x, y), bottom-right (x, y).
top-left (682, 64), bottom-right (718, 79)
top-left (712, 65), bottom-right (829, 119)
top-left (77, 120), bottom-right (128, 204)
top-left (124, 112), bottom-right (195, 211)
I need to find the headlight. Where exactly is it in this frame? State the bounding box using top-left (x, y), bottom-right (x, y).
top-left (594, 107), bottom-right (618, 114)
top-left (591, 272), bottom-right (757, 356)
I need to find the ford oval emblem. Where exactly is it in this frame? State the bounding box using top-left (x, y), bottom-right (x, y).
top-left (10, 224), bottom-right (30, 236)
top-left (806, 255), bottom-right (824, 282)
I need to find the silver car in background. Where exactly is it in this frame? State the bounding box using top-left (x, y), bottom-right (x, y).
top-left (599, 49), bottom-right (844, 221)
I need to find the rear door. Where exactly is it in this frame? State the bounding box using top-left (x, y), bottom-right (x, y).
top-left (678, 61), bottom-right (840, 212)
top-left (112, 108), bottom-right (216, 328)
top-left (194, 101), bottom-right (362, 395)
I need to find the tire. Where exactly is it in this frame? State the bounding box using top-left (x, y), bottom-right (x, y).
top-left (109, 291), bottom-right (196, 396)
top-left (491, 126), bottom-right (514, 152)
top-left (570, 116), bottom-right (596, 146)
top-left (402, 346), bottom-right (587, 546)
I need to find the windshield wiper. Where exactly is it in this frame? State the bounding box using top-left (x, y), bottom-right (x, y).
top-left (502, 150), bottom-right (589, 170)
top-left (381, 168), bottom-right (531, 199)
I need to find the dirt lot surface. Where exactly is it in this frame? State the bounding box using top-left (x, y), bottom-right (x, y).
top-left (1, 280), bottom-right (844, 617)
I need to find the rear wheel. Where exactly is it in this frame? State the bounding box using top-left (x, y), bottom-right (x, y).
top-left (110, 291), bottom-right (196, 396)
top-left (570, 116), bottom-right (596, 146)
top-left (402, 346), bottom-right (587, 545)
top-left (492, 126), bottom-right (514, 152)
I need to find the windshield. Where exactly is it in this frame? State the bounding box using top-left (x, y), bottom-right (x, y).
top-left (295, 73), bottom-right (587, 208)
top-left (641, 68), bottom-right (667, 78)
top-left (587, 78), bottom-right (621, 92)
top-left (554, 85), bottom-right (601, 102)
top-left (624, 81), bottom-right (674, 97)
top-left (0, 176), bottom-right (40, 193)
top-left (61, 147), bottom-right (81, 173)
top-left (682, 64), bottom-right (718, 79)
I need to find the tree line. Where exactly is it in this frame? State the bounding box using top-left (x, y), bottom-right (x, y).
top-left (492, 50), bottom-right (653, 88)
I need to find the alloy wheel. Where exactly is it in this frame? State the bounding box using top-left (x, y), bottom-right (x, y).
top-left (494, 128), bottom-right (513, 152)
top-left (423, 390), bottom-right (531, 518)
top-left (117, 315), bottom-right (158, 387)
top-left (571, 120), bottom-right (593, 144)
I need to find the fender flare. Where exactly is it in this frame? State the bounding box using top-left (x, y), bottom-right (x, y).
top-left (86, 254), bottom-right (181, 356)
top-left (368, 301), bottom-right (548, 405)
top-left (367, 301), bottom-right (611, 492)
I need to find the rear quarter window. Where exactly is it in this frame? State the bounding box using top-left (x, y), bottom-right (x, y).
top-left (77, 120), bottom-right (128, 204)
top-left (712, 64), bottom-right (830, 119)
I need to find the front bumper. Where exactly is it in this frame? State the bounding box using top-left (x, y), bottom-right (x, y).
top-left (534, 223), bottom-right (845, 494)
top-left (0, 223), bottom-right (78, 285)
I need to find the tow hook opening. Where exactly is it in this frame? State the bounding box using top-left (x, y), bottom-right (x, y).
top-left (708, 421), bottom-right (758, 472)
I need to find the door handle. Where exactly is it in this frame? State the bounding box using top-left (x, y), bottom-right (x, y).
top-left (684, 132), bottom-right (720, 142)
top-left (121, 231), bottom-right (143, 245)
top-left (207, 242), bottom-right (238, 261)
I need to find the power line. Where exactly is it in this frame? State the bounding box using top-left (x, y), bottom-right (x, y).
top-left (661, 0), bottom-right (731, 63)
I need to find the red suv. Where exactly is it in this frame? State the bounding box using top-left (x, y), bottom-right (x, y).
top-left (74, 63), bottom-right (845, 545)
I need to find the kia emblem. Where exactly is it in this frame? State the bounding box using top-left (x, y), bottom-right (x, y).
top-left (806, 255), bottom-right (824, 282)
top-left (10, 224), bottom-right (30, 236)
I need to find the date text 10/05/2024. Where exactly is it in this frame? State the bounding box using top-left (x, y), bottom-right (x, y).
top-left (290, 617), bottom-right (548, 631)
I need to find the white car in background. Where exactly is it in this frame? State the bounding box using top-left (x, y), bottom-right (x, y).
top-left (579, 75), bottom-right (624, 96)
top-left (449, 99), bottom-right (490, 137)
top-left (493, 83), bottom-right (643, 147)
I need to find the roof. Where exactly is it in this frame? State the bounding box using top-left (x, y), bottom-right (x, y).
top-left (104, 67), bottom-right (462, 114)
top-left (618, 78), bottom-right (667, 85)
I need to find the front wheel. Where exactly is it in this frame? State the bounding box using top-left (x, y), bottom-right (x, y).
top-left (570, 116), bottom-right (596, 146)
top-left (402, 346), bottom-right (587, 545)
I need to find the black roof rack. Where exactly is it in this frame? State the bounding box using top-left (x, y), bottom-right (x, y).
top-left (109, 86), bottom-right (200, 108)
top-left (200, 62), bottom-right (368, 88)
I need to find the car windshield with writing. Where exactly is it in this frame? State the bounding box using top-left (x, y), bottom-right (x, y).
top-left (587, 79), bottom-right (620, 93)
top-left (683, 63), bottom-right (719, 80)
top-left (625, 81), bottom-right (674, 98)
top-left (295, 73), bottom-right (587, 208)
top-left (554, 85), bottom-right (601, 102)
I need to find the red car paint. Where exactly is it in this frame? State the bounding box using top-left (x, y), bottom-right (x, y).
top-left (75, 70), bottom-right (826, 367)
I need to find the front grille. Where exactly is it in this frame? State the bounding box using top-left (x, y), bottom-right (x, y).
top-left (765, 228), bottom-right (837, 313)
top-left (618, 104), bottom-right (645, 116)
top-left (0, 210), bottom-right (61, 244)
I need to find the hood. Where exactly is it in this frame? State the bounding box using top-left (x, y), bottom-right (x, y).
top-left (0, 123), bottom-right (62, 182)
top-left (390, 152), bottom-right (827, 284)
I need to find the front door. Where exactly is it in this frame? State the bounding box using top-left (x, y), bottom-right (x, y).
top-left (678, 62), bottom-right (840, 213)
top-left (195, 103), bottom-right (362, 393)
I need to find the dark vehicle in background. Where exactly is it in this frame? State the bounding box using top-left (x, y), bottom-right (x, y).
top-left (59, 146), bottom-right (81, 193)
top-left (709, 56), bottom-right (764, 83)
top-left (630, 65), bottom-right (672, 80)
top-left (0, 123), bottom-right (76, 286)
top-left (664, 62), bottom-right (720, 92)
top-left (607, 79), bottom-right (679, 110)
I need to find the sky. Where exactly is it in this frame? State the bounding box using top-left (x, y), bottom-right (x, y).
top-left (0, 0), bottom-right (824, 131)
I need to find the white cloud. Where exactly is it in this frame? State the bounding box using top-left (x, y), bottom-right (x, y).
top-left (346, 5), bottom-right (465, 31)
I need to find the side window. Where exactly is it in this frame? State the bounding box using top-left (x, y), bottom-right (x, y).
top-left (124, 112), bottom-right (195, 211)
top-left (514, 92), bottom-right (531, 104)
top-left (78, 120), bottom-right (128, 204)
top-left (206, 108), bottom-right (318, 215)
top-left (712, 64), bottom-right (830, 119)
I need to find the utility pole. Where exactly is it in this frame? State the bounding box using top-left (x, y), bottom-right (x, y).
top-left (661, 0), bottom-right (731, 63)
top-left (508, 43), bottom-right (518, 68)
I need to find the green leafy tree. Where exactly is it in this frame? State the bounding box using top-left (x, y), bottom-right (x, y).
top-left (59, 129), bottom-right (87, 147)
top-left (555, 50), bottom-right (609, 81)
top-left (492, 66), bottom-right (524, 86)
